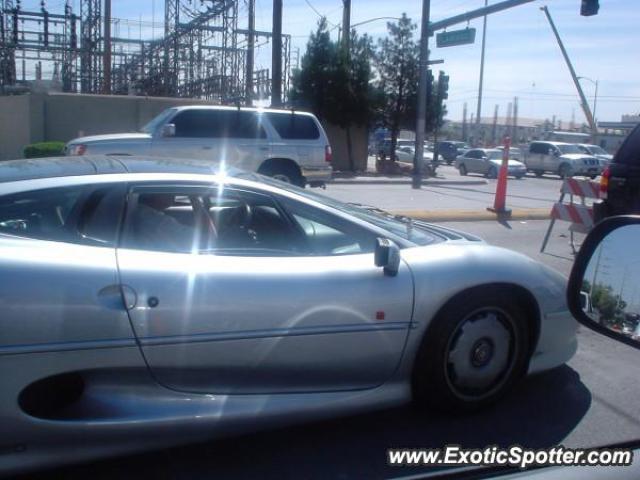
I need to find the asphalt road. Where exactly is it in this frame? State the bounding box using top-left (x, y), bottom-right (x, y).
top-left (324, 164), bottom-right (570, 212)
top-left (23, 218), bottom-right (640, 480)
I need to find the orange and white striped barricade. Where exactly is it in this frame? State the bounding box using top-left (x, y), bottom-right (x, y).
top-left (540, 177), bottom-right (600, 254)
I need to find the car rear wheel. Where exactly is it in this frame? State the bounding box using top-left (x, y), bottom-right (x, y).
top-left (534, 170), bottom-right (544, 177)
top-left (486, 166), bottom-right (498, 179)
top-left (412, 289), bottom-right (530, 412)
top-left (459, 164), bottom-right (467, 176)
top-left (260, 163), bottom-right (305, 188)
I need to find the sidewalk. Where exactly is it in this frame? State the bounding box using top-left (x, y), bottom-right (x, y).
top-left (329, 157), bottom-right (488, 186)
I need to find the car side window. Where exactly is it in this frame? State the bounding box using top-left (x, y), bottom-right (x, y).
top-left (172, 109), bottom-right (267, 139)
top-left (530, 143), bottom-right (544, 154)
top-left (0, 186), bottom-right (85, 243)
top-left (120, 186), bottom-right (305, 256)
top-left (77, 184), bottom-right (127, 246)
top-left (172, 110), bottom-right (219, 138)
top-left (278, 197), bottom-right (377, 256)
top-left (264, 112), bottom-right (320, 140)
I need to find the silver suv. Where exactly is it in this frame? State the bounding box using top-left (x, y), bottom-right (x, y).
top-left (65, 106), bottom-right (333, 187)
top-left (525, 141), bottom-right (603, 178)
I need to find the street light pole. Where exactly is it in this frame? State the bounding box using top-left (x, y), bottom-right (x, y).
top-left (476, 0), bottom-right (488, 130)
top-left (413, 0), bottom-right (431, 189)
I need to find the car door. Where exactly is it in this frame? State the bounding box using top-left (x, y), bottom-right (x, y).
top-left (151, 109), bottom-right (220, 160)
top-left (0, 182), bottom-right (137, 354)
top-left (465, 150), bottom-right (481, 173)
top-left (214, 110), bottom-right (271, 172)
top-left (527, 143), bottom-right (542, 170)
top-left (116, 183), bottom-right (414, 395)
top-left (544, 145), bottom-right (560, 172)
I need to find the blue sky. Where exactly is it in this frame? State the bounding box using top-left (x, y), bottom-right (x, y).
top-left (28, 0), bottom-right (640, 124)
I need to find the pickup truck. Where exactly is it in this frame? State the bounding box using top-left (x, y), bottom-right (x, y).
top-left (65, 105), bottom-right (333, 188)
top-left (524, 141), bottom-right (604, 178)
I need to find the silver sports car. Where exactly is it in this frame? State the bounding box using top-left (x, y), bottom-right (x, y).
top-left (0, 156), bottom-right (577, 474)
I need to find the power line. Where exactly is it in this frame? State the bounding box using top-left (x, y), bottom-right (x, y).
top-left (303, 0), bottom-right (339, 27)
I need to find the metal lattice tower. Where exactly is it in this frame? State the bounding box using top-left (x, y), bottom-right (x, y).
top-left (0, 0), bottom-right (17, 88)
top-left (0, 0), bottom-right (291, 104)
top-left (80, 0), bottom-right (100, 93)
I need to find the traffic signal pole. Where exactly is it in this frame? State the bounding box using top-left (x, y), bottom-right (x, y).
top-left (412, 0), bottom-right (431, 189)
top-left (413, 0), bottom-right (536, 189)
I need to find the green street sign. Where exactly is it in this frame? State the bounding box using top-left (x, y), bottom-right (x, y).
top-left (436, 28), bottom-right (477, 48)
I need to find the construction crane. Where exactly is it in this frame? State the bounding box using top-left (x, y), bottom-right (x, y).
top-left (540, 5), bottom-right (598, 137)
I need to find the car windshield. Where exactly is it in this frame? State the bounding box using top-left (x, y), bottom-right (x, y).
top-left (557, 144), bottom-right (584, 154)
top-left (256, 175), bottom-right (440, 246)
top-left (587, 145), bottom-right (608, 155)
top-left (140, 108), bottom-right (176, 134)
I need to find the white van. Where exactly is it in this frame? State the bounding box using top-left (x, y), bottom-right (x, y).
top-left (65, 106), bottom-right (333, 187)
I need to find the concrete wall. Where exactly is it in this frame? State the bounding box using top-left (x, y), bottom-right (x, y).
top-left (0, 92), bottom-right (368, 170)
top-left (0, 95), bottom-right (32, 160)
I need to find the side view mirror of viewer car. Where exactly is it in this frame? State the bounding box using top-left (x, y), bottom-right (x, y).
top-left (162, 123), bottom-right (176, 137)
top-left (568, 216), bottom-right (640, 349)
top-left (375, 238), bottom-right (400, 277)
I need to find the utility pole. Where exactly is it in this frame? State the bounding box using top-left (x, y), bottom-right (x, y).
top-left (245, 0), bottom-right (255, 105)
top-left (476, 0), bottom-right (488, 127)
top-left (491, 104), bottom-right (498, 145)
top-left (462, 102), bottom-right (468, 142)
top-left (540, 6), bottom-right (596, 136)
top-left (341, 0), bottom-right (351, 55)
top-left (412, 0), bottom-right (431, 189)
top-left (103, 0), bottom-right (111, 94)
top-left (341, 0), bottom-right (354, 170)
top-left (512, 96), bottom-right (518, 141)
top-left (271, 0), bottom-right (283, 107)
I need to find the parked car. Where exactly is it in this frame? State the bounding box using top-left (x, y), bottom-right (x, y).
top-left (455, 148), bottom-right (527, 179)
top-left (577, 143), bottom-right (614, 165)
top-left (438, 141), bottom-right (470, 164)
top-left (524, 141), bottom-right (603, 178)
top-left (395, 143), bottom-right (438, 176)
top-left (594, 124), bottom-right (640, 223)
top-left (0, 155), bottom-right (576, 475)
top-left (495, 145), bottom-right (522, 161)
top-left (65, 106), bottom-right (332, 188)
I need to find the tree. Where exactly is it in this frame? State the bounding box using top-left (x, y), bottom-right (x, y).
top-left (372, 14), bottom-right (448, 167)
top-left (591, 283), bottom-right (627, 328)
top-left (290, 20), bottom-right (377, 170)
top-left (373, 14), bottom-right (419, 161)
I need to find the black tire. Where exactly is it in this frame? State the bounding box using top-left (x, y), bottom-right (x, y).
top-left (446, 159), bottom-right (453, 165)
top-left (459, 164), bottom-right (467, 176)
top-left (589, 174), bottom-right (597, 180)
top-left (534, 170), bottom-right (544, 178)
top-left (515, 175), bottom-right (524, 180)
top-left (559, 163), bottom-right (573, 179)
top-left (486, 166), bottom-right (498, 179)
top-left (412, 288), bottom-right (530, 413)
top-left (260, 163), bottom-right (305, 188)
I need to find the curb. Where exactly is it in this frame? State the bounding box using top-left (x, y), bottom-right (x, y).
top-left (389, 208), bottom-right (551, 223)
top-left (328, 178), bottom-right (488, 186)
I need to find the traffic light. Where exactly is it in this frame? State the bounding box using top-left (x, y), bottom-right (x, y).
top-left (426, 69), bottom-right (434, 103)
top-left (580, 0), bottom-right (599, 16)
top-left (438, 71), bottom-right (449, 100)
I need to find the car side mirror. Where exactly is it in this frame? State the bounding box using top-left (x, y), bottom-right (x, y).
top-left (375, 238), bottom-right (400, 277)
top-left (161, 123), bottom-right (176, 138)
top-left (568, 216), bottom-right (640, 350)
